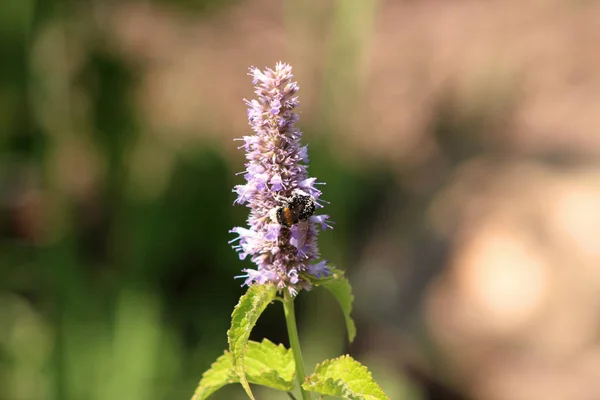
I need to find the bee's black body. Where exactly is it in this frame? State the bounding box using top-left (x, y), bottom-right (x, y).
top-left (274, 192), bottom-right (316, 227)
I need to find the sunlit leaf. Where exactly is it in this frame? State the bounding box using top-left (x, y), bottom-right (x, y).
top-left (191, 349), bottom-right (235, 400)
top-left (303, 355), bottom-right (389, 400)
top-left (191, 339), bottom-right (295, 400)
top-left (227, 284), bottom-right (278, 399)
top-left (244, 339), bottom-right (295, 390)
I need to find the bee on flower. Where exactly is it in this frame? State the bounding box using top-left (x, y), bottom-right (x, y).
top-left (229, 62), bottom-right (333, 295)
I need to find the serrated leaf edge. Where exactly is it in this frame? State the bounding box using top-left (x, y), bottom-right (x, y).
top-left (191, 339), bottom-right (295, 400)
top-left (303, 355), bottom-right (390, 400)
top-left (191, 353), bottom-right (235, 400)
top-left (226, 284), bottom-right (277, 400)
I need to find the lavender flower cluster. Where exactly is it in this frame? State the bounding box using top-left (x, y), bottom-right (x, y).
top-left (230, 62), bottom-right (332, 295)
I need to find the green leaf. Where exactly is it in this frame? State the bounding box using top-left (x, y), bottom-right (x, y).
top-left (319, 268), bottom-right (356, 343)
top-left (303, 355), bottom-right (389, 400)
top-left (244, 339), bottom-right (295, 390)
top-left (191, 349), bottom-right (236, 400)
top-left (227, 284), bottom-right (278, 399)
top-left (191, 339), bottom-right (295, 400)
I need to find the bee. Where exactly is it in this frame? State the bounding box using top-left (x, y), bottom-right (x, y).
top-left (270, 190), bottom-right (316, 227)
top-left (269, 190), bottom-right (316, 251)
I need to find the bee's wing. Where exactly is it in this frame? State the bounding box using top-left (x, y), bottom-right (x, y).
top-left (291, 220), bottom-right (310, 253)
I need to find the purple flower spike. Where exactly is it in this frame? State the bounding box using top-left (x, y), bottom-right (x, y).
top-left (230, 62), bottom-right (332, 295)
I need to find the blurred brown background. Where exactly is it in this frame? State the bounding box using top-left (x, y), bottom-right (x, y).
top-left (2, 0), bottom-right (600, 399)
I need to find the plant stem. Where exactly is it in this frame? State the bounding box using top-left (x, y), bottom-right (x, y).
top-left (283, 291), bottom-right (311, 400)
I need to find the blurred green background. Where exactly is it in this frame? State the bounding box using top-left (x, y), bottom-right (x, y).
top-left (3, 0), bottom-right (600, 399)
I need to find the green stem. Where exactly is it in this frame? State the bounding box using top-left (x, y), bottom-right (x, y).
top-left (283, 291), bottom-right (311, 400)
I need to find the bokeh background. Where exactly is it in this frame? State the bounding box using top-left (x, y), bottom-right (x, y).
top-left (2, 0), bottom-right (600, 399)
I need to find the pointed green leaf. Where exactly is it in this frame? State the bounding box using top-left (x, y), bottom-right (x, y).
top-left (244, 338), bottom-right (295, 390)
top-left (303, 355), bottom-right (389, 400)
top-left (227, 284), bottom-right (278, 399)
top-left (319, 269), bottom-right (356, 343)
top-left (191, 350), bottom-right (236, 400)
top-left (191, 339), bottom-right (295, 400)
